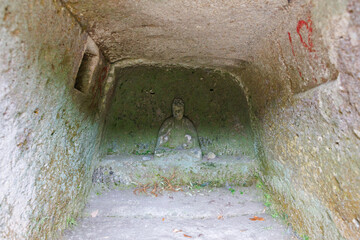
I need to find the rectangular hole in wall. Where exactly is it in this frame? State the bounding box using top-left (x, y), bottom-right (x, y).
top-left (74, 37), bottom-right (100, 94)
top-left (74, 52), bottom-right (96, 93)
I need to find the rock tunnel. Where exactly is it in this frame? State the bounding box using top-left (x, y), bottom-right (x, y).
top-left (0, 0), bottom-right (359, 239)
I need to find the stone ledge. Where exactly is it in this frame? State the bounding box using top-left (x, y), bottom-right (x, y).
top-left (92, 154), bottom-right (258, 188)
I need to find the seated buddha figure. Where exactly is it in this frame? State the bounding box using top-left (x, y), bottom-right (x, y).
top-left (154, 98), bottom-right (202, 161)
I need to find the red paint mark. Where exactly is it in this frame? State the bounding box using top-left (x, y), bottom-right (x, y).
top-left (288, 32), bottom-right (296, 57)
top-left (288, 18), bottom-right (328, 84)
top-left (287, 18), bottom-right (317, 80)
top-left (296, 19), bottom-right (315, 52)
top-left (288, 31), bottom-right (304, 80)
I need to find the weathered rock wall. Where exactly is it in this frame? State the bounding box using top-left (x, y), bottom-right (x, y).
top-left (259, 75), bottom-right (359, 240)
top-left (1, 0), bottom-right (358, 239)
top-left (103, 65), bottom-right (255, 158)
top-left (234, 0), bottom-right (360, 239)
top-left (0, 0), bottom-right (111, 239)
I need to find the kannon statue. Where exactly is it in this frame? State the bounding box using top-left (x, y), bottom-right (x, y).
top-left (154, 98), bottom-right (202, 161)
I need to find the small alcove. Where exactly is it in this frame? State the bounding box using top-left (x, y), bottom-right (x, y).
top-left (74, 37), bottom-right (100, 94)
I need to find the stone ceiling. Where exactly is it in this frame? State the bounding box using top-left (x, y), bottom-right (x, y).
top-left (62, 0), bottom-right (295, 66)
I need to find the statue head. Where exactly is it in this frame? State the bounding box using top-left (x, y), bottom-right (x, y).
top-left (172, 98), bottom-right (184, 120)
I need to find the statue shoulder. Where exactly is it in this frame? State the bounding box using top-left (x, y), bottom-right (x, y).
top-left (182, 117), bottom-right (195, 126)
top-left (159, 117), bottom-right (174, 130)
top-left (182, 117), bottom-right (197, 132)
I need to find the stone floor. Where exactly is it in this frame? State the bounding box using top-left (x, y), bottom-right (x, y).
top-left (64, 186), bottom-right (298, 240)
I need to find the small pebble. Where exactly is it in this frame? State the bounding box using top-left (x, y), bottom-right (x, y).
top-left (142, 156), bottom-right (151, 161)
top-left (207, 152), bottom-right (216, 159)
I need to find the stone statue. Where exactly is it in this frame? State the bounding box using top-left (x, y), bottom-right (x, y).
top-left (154, 98), bottom-right (202, 162)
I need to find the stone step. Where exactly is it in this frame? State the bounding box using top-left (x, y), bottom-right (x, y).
top-left (64, 187), bottom-right (296, 240)
top-left (83, 187), bottom-right (263, 219)
top-left (92, 154), bottom-right (258, 188)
